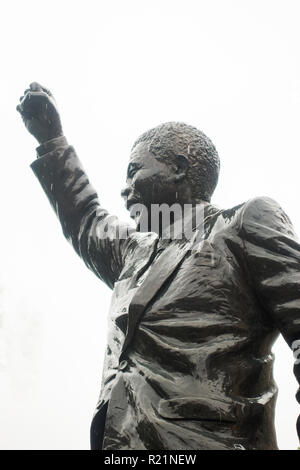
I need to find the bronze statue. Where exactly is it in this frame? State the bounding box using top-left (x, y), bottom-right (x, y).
top-left (17, 82), bottom-right (300, 450)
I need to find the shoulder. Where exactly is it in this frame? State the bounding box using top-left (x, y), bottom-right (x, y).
top-left (216, 196), bottom-right (296, 240)
top-left (242, 196), bottom-right (287, 220)
top-left (240, 196), bottom-right (295, 238)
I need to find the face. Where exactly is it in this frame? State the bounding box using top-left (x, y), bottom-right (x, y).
top-left (121, 142), bottom-right (187, 223)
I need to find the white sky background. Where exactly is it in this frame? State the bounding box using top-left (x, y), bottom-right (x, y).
top-left (0, 0), bottom-right (299, 450)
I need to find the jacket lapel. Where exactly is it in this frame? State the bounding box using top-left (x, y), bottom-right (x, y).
top-left (121, 204), bottom-right (210, 354)
top-left (121, 203), bottom-right (221, 355)
top-left (121, 237), bottom-right (193, 354)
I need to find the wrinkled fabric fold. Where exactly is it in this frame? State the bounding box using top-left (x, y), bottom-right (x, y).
top-left (31, 143), bottom-right (300, 450)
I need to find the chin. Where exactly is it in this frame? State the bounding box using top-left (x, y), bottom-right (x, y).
top-left (136, 211), bottom-right (151, 233)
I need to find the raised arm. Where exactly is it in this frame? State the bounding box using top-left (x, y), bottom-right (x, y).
top-left (17, 82), bottom-right (135, 289)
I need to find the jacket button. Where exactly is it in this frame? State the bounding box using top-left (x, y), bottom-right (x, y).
top-left (119, 360), bottom-right (128, 371)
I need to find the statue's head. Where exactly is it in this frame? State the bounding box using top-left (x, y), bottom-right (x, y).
top-left (121, 122), bottom-right (220, 221)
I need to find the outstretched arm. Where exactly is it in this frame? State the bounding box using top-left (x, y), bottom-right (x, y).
top-left (17, 83), bottom-right (135, 289)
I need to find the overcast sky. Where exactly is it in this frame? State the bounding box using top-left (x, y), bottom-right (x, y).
top-left (0, 0), bottom-right (300, 450)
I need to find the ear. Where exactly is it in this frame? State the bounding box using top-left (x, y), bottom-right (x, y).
top-left (175, 154), bottom-right (189, 174)
top-left (169, 154), bottom-right (188, 183)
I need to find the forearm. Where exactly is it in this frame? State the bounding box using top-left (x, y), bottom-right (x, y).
top-left (31, 140), bottom-right (132, 287)
top-left (31, 138), bottom-right (104, 252)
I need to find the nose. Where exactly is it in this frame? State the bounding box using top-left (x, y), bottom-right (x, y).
top-left (121, 186), bottom-right (130, 199)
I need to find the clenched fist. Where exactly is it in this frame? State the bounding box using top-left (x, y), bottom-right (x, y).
top-left (17, 82), bottom-right (63, 144)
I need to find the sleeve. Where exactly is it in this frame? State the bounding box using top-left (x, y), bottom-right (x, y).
top-left (240, 196), bottom-right (300, 441)
top-left (30, 138), bottom-right (135, 289)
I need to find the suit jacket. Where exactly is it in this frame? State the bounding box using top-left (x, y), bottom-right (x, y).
top-left (31, 137), bottom-right (300, 450)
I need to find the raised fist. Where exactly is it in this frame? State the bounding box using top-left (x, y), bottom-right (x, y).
top-left (17, 82), bottom-right (63, 144)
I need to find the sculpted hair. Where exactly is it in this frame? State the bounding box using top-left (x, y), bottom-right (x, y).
top-left (132, 122), bottom-right (220, 202)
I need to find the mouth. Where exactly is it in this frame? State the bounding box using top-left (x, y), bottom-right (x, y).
top-left (126, 197), bottom-right (142, 211)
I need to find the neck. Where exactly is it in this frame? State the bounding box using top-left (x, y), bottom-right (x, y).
top-left (136, 200), bottom-right (211, 239)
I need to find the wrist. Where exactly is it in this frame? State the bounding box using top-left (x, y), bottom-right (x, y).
top-left (37, 129), bottom-right (64, 145)
top-left (36, 135), bottom-right (68, 157)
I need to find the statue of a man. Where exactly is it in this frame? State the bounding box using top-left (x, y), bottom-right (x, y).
top-left (17, 82), bottom-right (300, 450)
